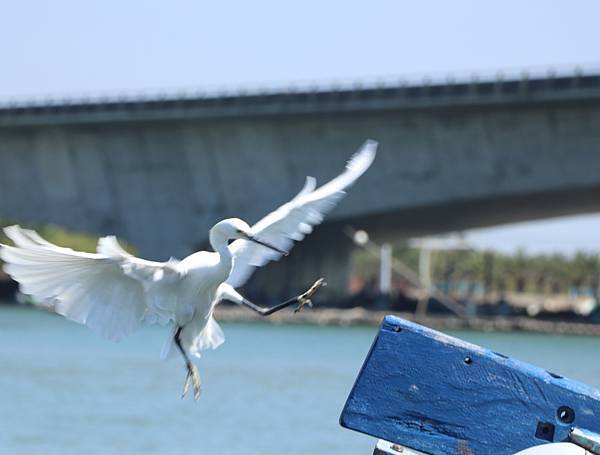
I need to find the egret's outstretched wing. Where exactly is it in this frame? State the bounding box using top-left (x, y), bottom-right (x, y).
top-left (0, 225), bottom-right (182, 341)
top-left (226, 139), bottom-right (377, 288)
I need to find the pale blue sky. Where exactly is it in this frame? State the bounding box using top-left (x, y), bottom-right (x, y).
top-left (2, 0), bottom-right (600, 254)
top-left (464, 216), bottom-right (600, 256)
top-left (2, 0), bottom-right (599, 98)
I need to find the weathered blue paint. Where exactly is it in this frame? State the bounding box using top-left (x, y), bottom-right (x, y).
top-left (340, 315), bottom-right (600, 455)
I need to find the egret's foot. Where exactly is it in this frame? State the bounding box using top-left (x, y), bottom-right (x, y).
top-left (294, 278), bottom-right (326, 313)
top-left (181, 363), bottom-right (202, 401)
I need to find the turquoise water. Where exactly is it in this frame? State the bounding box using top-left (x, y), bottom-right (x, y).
top-left (1, 305), bottom-right (599, 455)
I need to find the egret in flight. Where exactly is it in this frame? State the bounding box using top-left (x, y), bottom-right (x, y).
top-left (1, 140), bottom-right (377, 400)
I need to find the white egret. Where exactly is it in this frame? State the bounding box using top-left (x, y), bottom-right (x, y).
top-left (0, 139), bottom-right (377, 400)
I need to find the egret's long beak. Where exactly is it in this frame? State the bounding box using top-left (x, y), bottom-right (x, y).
top-left (246, 234), bottom-right (288, 256)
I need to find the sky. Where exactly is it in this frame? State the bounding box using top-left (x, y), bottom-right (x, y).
top-left (2, 0), bottom-right (600, 254)
top-left (464, 216), bottom-right (600, 256)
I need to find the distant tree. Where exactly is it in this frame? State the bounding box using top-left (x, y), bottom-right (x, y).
top-left (350, 241), bottom-right (600, 297)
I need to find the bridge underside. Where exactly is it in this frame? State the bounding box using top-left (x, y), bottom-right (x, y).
top-left (245, 183), bottom-right (600, 299)
top-left (356, 183), bottom-right (600, 240)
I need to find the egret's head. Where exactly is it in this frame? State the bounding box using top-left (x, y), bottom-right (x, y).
top-left (209, 218), bottom-right (287, 255)
top-left (211, 218), bottom-right (252, 240)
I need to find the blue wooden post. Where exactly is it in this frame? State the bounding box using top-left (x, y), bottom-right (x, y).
top-left (340, 315), bottom-right (600, 454)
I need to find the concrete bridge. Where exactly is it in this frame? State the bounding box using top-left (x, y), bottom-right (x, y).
top-left (1, 71), bottom-right (600, 298)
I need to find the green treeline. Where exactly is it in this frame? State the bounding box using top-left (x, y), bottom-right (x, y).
top-left (353, 245), bottom-right (600, 296)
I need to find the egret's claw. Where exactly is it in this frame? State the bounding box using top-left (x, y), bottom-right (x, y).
top-left (181, 363), bottom-right (202, 401)
top-left (294, 278), bottom-right (326, 313)
top-left (182, 372), bottom-right (191, 399)
top-left (191, 364), bottom-right (202, 400)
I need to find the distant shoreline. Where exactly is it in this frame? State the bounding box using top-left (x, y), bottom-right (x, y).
top-left (2, 300), bottom-right (599, 336)
top-left (214, 305), bottom-right (600, 336)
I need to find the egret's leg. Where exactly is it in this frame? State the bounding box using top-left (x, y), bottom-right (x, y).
top-left (174, 326), bottom-right (201, 400)
top-left (238, 278), bottom-right (326, 316)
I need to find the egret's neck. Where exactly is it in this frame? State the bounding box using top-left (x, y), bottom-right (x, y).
top-left (209, 230), bottom-right (233, 268)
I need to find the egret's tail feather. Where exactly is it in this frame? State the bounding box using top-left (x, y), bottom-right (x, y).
top-left (160, 325), bottom-right (178, 360)
top-left (161, 316), bottom-right (225, 361)
top-left (189, 316), bottom-right (225, 358)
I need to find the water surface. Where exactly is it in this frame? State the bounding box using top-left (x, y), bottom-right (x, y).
top-left (1, 305), bottom-right (599, 454)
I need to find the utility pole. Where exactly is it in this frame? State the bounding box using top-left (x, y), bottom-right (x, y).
top-left (379, 243), bottom-right (392, 295)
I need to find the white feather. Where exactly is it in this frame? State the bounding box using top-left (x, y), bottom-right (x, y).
top-left (1, 226), bottom-right (185, 341)
top-left (226, 139), bottom-right (377, 288)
